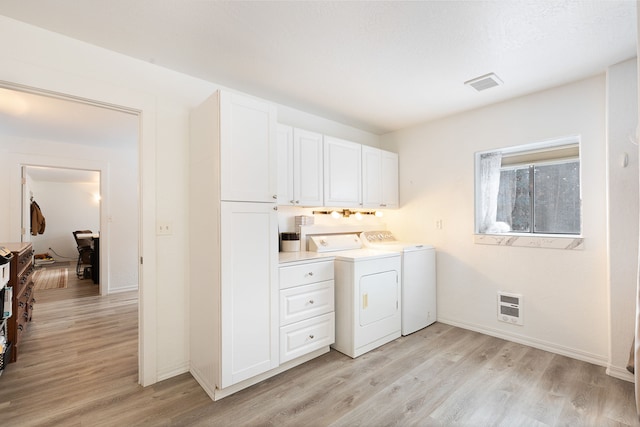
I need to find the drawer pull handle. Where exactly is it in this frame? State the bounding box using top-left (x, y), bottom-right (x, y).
top-left (309, 300), bottom-right (314, 304)
top-left (307, 272), bottom-right (313, 276)
top-left (309, 335), bottom-right (314, 340)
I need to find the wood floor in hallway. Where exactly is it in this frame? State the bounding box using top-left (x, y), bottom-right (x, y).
top-left (0, 268), bottom-right (637, 426)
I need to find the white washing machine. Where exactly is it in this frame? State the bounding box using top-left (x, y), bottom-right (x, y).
top-left (361, 230), bottom-right (436, 335)
top-left (309, 234), bottom-right (401, 358)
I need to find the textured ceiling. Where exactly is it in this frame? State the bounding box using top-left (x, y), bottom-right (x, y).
top-left (0, 0), bottom-right (637, 135)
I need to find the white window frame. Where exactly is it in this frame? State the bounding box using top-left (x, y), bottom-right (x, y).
top-left (474, 135), bottom-right (583, 239)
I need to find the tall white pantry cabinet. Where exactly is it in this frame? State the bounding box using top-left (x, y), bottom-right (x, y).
top-left (189, 90), bottom-right (279, 400)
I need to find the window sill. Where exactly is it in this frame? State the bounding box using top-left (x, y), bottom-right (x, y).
top-left (474, 233), bottom-right (584, 250)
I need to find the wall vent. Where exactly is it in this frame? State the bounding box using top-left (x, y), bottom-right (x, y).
top-left (465, 73), bottom-right (503, 92)
top-left (497, 291), bottom-right (523, 325)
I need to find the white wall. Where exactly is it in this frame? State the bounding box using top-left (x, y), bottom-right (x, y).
top-left (381, 75), bottom-right (610, 365)
top-left (0, 16), bottom-right (380, 386)
top-left (29, 179), bottom-right (100, 258)
top-left (606, 58), bottom-right (638, 380)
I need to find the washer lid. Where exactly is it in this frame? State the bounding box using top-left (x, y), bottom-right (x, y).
top-left (308, 234), bottom-right (362, 252)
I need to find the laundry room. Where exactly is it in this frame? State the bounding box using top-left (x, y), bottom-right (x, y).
top-left (0, 2), bottom-right (638, 424)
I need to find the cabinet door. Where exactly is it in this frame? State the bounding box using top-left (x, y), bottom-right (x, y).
top-left (293, 129), bottom-right (324, 206)
top-left (220, 91), bottom-right (277, 203)
top-left (323, 136), bottom-right (361, 207)
top-left (362, 147), bottom-right (399, 209)
top-left (220, 202), bottom-right (279, 388)
top-left (362, 145), bottom-right (382, 208)
top-left (277, 124), bottom-right (294, 205)
top-left (381, 150), bottom-right (399, 208)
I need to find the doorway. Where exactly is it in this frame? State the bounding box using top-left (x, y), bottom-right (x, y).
top-left (0, 83), bottom-right (141, 375)
top-left (23, 166), bottom-right (103, 292)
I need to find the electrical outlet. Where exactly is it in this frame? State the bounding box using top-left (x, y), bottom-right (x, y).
top-left (157, 221), bottom-right (173, 236)
top-left (436, 219), bottom-right (443, 230)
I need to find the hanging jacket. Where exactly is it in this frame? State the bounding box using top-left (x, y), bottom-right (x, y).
top-left (30, 201), bottom-right (46, 235)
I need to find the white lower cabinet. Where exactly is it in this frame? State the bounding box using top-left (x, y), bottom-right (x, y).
top-left (280, 312), bottom-right (335, 363)
top-left (279, 259), bottom-right (335, 363)
top-left (280, 280), bottom-right (334, 326)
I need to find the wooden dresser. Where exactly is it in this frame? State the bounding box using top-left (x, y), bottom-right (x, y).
top-left (1, 242), bottom-right (35, 363)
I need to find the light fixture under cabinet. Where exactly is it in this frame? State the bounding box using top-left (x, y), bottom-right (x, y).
top-left (313, 209), bottom-right (383, 219)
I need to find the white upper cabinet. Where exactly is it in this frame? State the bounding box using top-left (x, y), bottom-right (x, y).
top-left (362, 146), bottom-right (382, 208)
top-left (276, 124), bottom-right (294, 205)
top-left (220, 91), bottom-right (277, 203)
top-left (293, 128), bottom-right (324, 206)
top-left (277, 126), bottom-right (324, 207)
top-left (380, 150), bottom-right (399, 208)
top-left (323, 136), bottom-right (362, 207)
top-left (362, 146), bottom-right (399, 209)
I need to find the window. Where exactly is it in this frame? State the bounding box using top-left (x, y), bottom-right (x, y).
top-left (476, 137), bottom-right (581, 235)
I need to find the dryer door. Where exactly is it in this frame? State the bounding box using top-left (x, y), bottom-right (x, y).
top-left (360, 270), bottom-right (399, 326)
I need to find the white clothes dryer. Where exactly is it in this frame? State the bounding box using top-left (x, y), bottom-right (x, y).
top-left (361, 231), bottom-right (436, 335)
top-left (309, 234), bottom-right (401, 358)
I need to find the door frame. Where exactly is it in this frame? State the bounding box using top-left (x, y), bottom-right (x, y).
top-left (0, 80), bottom-right (155, 387)
top-left (21, 164), bottom-right (106, 295)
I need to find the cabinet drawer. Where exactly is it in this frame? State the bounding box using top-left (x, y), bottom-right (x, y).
top-left (280, 312), bottom-right (334, 363)
top-left (280, 280), bottom-right (334, 326)
top-left (279, 260), bottom-right (333, 289)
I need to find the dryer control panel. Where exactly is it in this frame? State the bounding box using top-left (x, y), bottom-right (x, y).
top-left (361, 230), bottom-right (396, 243)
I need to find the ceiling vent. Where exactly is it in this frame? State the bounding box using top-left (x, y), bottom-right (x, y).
top-left (465, 73), bottom-right (503, 92)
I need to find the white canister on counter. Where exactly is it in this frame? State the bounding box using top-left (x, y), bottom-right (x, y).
top-left (280, 232), bottom-right (300, 252)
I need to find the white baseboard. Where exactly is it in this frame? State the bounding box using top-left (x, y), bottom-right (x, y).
top-left (190, 347), bottom-right (330, 401)
top-left (108, 285), bottom-right (139, 293)
top-left (438, 317), bottom-right (608, 367)
top-left (606, 365), bottom-right (634, 383)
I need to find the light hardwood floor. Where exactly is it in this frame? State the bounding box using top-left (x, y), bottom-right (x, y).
top-left (0, 267), bottom-right (637, 426)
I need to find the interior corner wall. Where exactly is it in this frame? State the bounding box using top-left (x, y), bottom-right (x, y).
top-left (381, 75), bottom-right (609, 365)
top-left (606, 57), bottom-right (638, 380)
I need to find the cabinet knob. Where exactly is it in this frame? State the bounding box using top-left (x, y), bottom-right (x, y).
top-left (272, 195), bottom-right (277, 199)
top-left (273, 206), bottom-right (278, 211)
top-left (309, 300), bottom-right (314, 304)
top-left (309, 335), bottom-right (314, 340)
top-left (295, 200), bottom-right (300, 204)
top-left (289, 200), bottom-right (295, 204)
top-left (307, 272), bottom-right (313, 276)
top-left (18, 324), bottom-right (23, 331)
